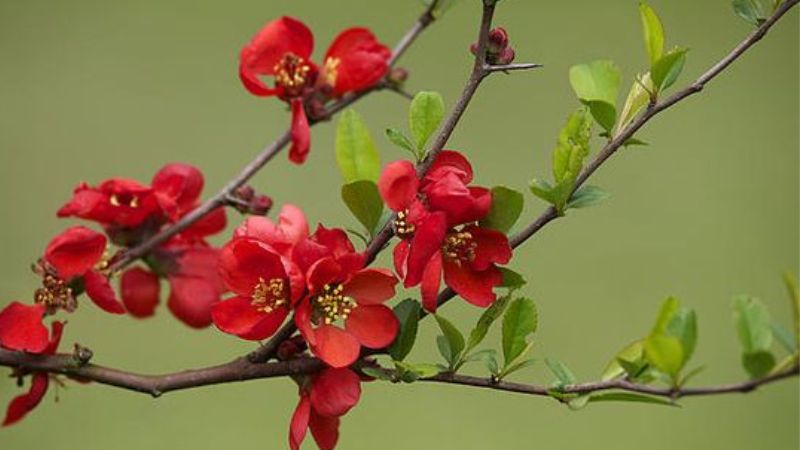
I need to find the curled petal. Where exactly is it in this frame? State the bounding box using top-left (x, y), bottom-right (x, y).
top-left (3, 374), bottom-right (48, 427)
top-left (343, 269), bottom-right (397, 305)
top-left (424, 150), bottom-right (473, 185)
top-left (310, 368), bottom-right (361, 417)
top-left (0, 302), bottom-right (49, 353)
top-left (404, 212), bottom-right (447, 287)
top-left (219, 238), bottom-right (287, 297)
top-left (468, 226), bottom-right (512, 271)
top-left (443, 261), bottom-right (502, 308)
top-left (180, 207), bottom-right (227, 240)
top-left (289, 395), bottom-right (311, 450)
top-left (294, 300), bottom-right (316, 347)
top-left (241, 17), bottom-right (314, 76)
top-left (309, 411), bottom-right (340, 450)
top-left (311, 225), bottom-right (356, 259)
top-left (345, 305), bottom-right (398, 349)
top-left (312, 325), bottom-right (360, 368)
top-left (420, 252), bottom-right (443, 313)
top-left (235, 204), bottom-right (309, 255)
top-left (120, 268), bottom-right (161, 318)
top-left (378, 160), bottom-right (419, 212)
top-left (392, 240), bottom-right (409, 279)
top-left (167, 276), bottom-right (220, 328)
top-left (151, 163), bottom-right (204, 218)
top-left (324, 27), bottom-right (390, 96)
top-left (84, 270), bottom-right (126, 314)
top-left (211, 296), bottom-right (287, 340)
top-left (289, 99), bottom-right (311, 165)
top-left (307, 257), bottom-right (345, 294)
top-left (44, 226), bottom-right (107, 280)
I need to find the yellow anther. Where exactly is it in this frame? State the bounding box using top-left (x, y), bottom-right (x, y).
top-left (251, 277), bottom-right (287, 313)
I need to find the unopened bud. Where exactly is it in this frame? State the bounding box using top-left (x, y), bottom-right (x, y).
top-left (488, 27), bottom-right (509, 53)
top-left (496, 47), bottom-right (516, 65)
top-left (248, 195), bottom-right (273, 216)
top-left (388, 67), bottom-right (409, 85)
top-left (235, 185), bottom-right (255, 202)
top-left (277, 336), bottom-right (308, 360)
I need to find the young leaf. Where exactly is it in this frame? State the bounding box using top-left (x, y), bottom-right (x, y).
top-left (545, 357), bottom-right (577, 386)
top-left (503, 358), bottom-right (536, 378)
top-left (335, 109), bottom-right (381, 183)
top-left (389, 299), bottom-right (421, 361)
top-left (360, 365), bottom-right (395, 381)
top-left (385, 128), bottom-right (416, 154)
top-left (644, 297), bottom-right (689, 380)
top-left (601, 340), bottom-right (645, 381)
top-left (733, 295), bottom-right (773, 353)
top-left (409, 91), bottom-right (445, 151)
top-left (651, 48), bottom-right (688, 93)
top-left (742, 351), bottom-right (776, 378)
top-left (435, 314), bottom-right (465, 368)
top-left (394, 361), bottom-right (442, 381)
top-left (616, 73), bottom-right (653, 134)
top-left (502, 297), bottom-right (538, 366)
top-left (588, 392), bottom-right (676, 407)
top-left (569, 61), bottom-right (621, 131)
top-left (552, 109), bottom-right (593, 185)
top-left (499, 267), bottom-right (527, 291)
top-left (732, 0), bottom-right (772, 26)
top-left (341, 181), bottom-right (384, 233)
top-left (771, 322), bottom-right (796, 354)
top-left (639, 2), bottom-right (665, 66)
top-left (567, 185), bottom-right (611, 210)
top-left (466, 295), bottom-right (512, 353)
top-left (479, 186), bottom-right (524, 233)
top-left (529, 178), bottom-right (556, 204)
top-left (782, 271), bottom-right (799, 348)
top-left (666, 308), bottom-right (698, 366)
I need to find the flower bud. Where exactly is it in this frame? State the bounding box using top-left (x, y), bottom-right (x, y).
top-left (248, 194), bottom-right (273, 216)
top-left (388, 67), bottom-right (409, 86)
top-left (488, 27), bottom-right (509, 54)
top-left (235, 185), bottom-right (255, 202)
top-left (496, 47), bottom-right (516, 65)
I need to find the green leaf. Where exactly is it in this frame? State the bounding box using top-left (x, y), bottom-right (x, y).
top-left (601, 340), bottom-right (645, 381)
top-left (733, 295), bottom-right (773, 353)
top-left (529, 178), bottom-right (556, 204)
top-left (385, 128), bottom-right (416, 155)
top-left (499, 267), bottom-right (527, 291)
top-left (360, 365), bottom-right (395, 381)
top-left (394, 361), bottom-right (442, 381)
top-left (461, 349), bottom-right (498, 365)
top-left (335, 109), bottom-right (381, 183)
top-left (666, 308), bottom-right (698, 365)
top-left (678, 365), bottom-right (706, 387)
top-left (651, 48), bottom-right (688, 93)
top-left (545, 357), bottom-right (577, 386)
top-left (742, 351), bottom-right (776, 378)
top-left (644, 334), bottom-right (684, 378)
top-left (732, 0), bottom-right (772, 25)
top-left (771, 322), bottom-right (796, 354)
top-left (616, 73), bottom-right (653, 134)
top-left (466, 295), bottom-right (511, 353)
top-left (409, 91), bottom-right (445, 151)
top-left (389, 299), bottom-right (421, 361)
top-left (567, 185), bottom-right (611, 210)
top-left (588, 392), bottom-right (676, 407)
top-left (782, 271), bottom-right (800, 348)
top-left (480, 186), bottom-right (524, 233)
top-left (503, 357), bottom-right (536, 377)
top-left (435, 314), bottom-right (465, 368)
top-left (569, 61), bottom-right (621, 131)
top-left (639, 2), bottom-right (665, 66)
top-left (341, 181), bottom-right (384, 233)
top-left (552, 109), bottom-right (593, 184)
top-left (644, 297), bottom-right (688, 379)
top-left (502, 297), bottom-right (538, 366)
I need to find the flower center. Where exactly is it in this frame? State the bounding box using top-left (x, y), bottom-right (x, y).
top-left (442, 231), bottom-right (477, 265)
top-left (109, 193), bottom-right (139, 208)
top-left (323, 57), bottom-right (341, 87)
top-left (393, 209), bottom-right (416, 239)
top-left (34, 274), bottom-right (76, 314)
top-left (315, 283), bottom-right (357, 325)
top-left (251, 277), bottom-right (287, 313)
top-left (274, 53), bottom-right (312, 95)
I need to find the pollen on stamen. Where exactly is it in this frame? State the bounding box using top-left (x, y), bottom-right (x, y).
top-left (34, 274), bottom-right (76, 314)
top-left (251, 277), bottom-right (287, 313)
top-left (323, 57), bottom-right (341, 86)
top-left (315, 283), bottom-right (357, 324)
top-left (273, 54), bottom-right (312, 91)
top-left (393, 209), bottom-right (416, 239)
top-left (442, 231), bottom-right (477, 266)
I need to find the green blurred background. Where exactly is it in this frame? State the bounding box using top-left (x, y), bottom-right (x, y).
top-left (0, 0), bottom-right (797, 449)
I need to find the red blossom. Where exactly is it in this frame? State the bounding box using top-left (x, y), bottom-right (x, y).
top-left (0, 302), bottom-right (50, 353)
top-left (289, 368), bottom-right (361, 450)
top-left (239, 17), bottom-right (390, 164)
top-left (3, 321), bottom-right (65, 426)
top-left (57, 179), bottom-right (160, 228)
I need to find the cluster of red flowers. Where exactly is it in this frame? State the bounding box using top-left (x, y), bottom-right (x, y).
top-left (0, 16), bottom-right (515, 450)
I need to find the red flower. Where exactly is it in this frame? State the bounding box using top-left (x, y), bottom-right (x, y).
top-left (211, 238), bottom-right (304, 340)
top-left (41, 226), bottom-right (125, 314)
top-left (3, 320), bottom-right (65, 426)
top-left (151, 163), bottom-right (205, 220)
top-left (294, 230), bottom-right (399, 368)
top-left (378, 151), bottom-right (511, 311)
top-left (289, 368), bottom-right (361, 450)
top-left (0, 302), bottom-right (50, 353)
top-left (239, 17), bottom-right (390, 165)
top-left (234, 204), bottom-right (310, 258)
top-left (57, 179), bottom-right (160, 228)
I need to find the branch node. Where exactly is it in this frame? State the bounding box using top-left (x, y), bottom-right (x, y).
top-left (72, 344), bottom-right (93, 367)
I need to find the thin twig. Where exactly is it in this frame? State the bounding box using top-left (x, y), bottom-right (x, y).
top-left (485, 62), bottom-right (543, 73)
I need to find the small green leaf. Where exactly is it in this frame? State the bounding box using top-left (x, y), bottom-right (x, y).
top-left (601, 340), bottom-right (645, 381)
top-left (771, 322), bottom-right (796, 354)
top-left (409, 91), bottom-right (445, 151)
top-left (552, 109), bottom-right (593, 184)
top-left (678, 365), bottom-right (706, 387)
top-left (389, 299), bottom-right (421, 361)
top-left (588, 392), bottom-right (676, 407)
top-left (360, 365), bottom-right (395, 381)
top-left (742, 350), bottom-right (776, 378)
top-left (616, 73), bottom-right (653, 134)
top-left (782, 271), bottom-right (799, 348)
top-left (341, 181), bottom-right (384, 234)
top-left (466, 295), bottom-right (511, 353)
top-left (529, 178), bottom-right (556, 204)
top-left (480, 186), bottom-right (524, 233)
top-left (666, 308), bottom-right (698, 366)
top-left (503, 357), bottom-right (536, 377)
top-left (651, 48), bottom-right (688, 93)
top-left (435, 314), bottom-right (465, 368)
top-left (461, 349), bottom-right (498, 365)
top-left (499, 267), bottom-right (527, 291)
top-left (733, 295), bottom-right (773, 353)
top-left (644, 297), bottom-right (688, 380)
top-left (569, 61), bottom-right (621, 131)
top-left (732, 0), bottom-right (772, 25)
top-left (385, 128), bottom-right (416, 155)
top-left (639, 2), bottom-right (665, 66)
top-left (502, 297), bottom-right (538, 366)
top-left (335, 109), bottom-right (381, 183)
top-left (545, 357), bottom-right (577, 386)
top-left (567, 185), bottom-right (611, 210)
top-left (394, 361), bottom-right (442, 381)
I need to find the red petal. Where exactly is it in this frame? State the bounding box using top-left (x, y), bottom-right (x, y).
top-left (44, 321), bottom-right (65, 355)
top-left (211, 296), bottom-right (287, 340)
top-left (468, 226), bottom-right (512, 271)
top-left (324, 27), bottom-right (390, 96)
top-left (235, 204), bottom-right (309, 255)
top-left (173, 245), bottom-right (225, 293)
top-left (294, 299), bottom-right (316, 346)
top-left (343, 269), bottom-right (397, 305)
top-left (312, 325), bottom-right (361, 368)
top-left (309, 411), bottom-right (340, 450)
top-left (219, 238), bottom-right (287, 297)
top-left (443, 261), bottom-right (502, 308)
top-left (84, 270), bottom-right (126, 314)
top-left (392, 240), bottom-right (409, 279)
top-left (307, 257), bottom-right (344, 294)
top-left (3, 374), bottom-right (48, 427)
top-left (289, 99), bottom-right (311, 165)
top-left (420, 252), bottom-right (442, 313)
top-left (404, 212), bottom-right (447, 287)
top-left (151, 163), bottom-right (204, 217)
top-left (310, 368), bottom-right (361, 417)
top-left (345, 305), bottom-right (398, 349)
top-left (180, 206), bottom-right (227, 240)
top-left (311, 225), bottom-right (356, 259)
top-left (424, 150), bottom-right (473, 185)
top-left (44, 226), bottom-right (106, 279)
top-left (293, 238), bottom-right (333, 274)
top-left (167, 276), bottom-right (220, 328)
top-left (0, 302), bottom-right (49, 353)
top-left (120, 268), bottom-right (161, 318)
top-left (242, 17), bottom-right (314, 76)
top-left (378, 160), bottom-right (419, 212)
top-left (289, 395), bottom-right (311, 450)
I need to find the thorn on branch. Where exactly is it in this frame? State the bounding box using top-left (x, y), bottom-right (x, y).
top-left (484, 62), bottom-right (544, 74)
